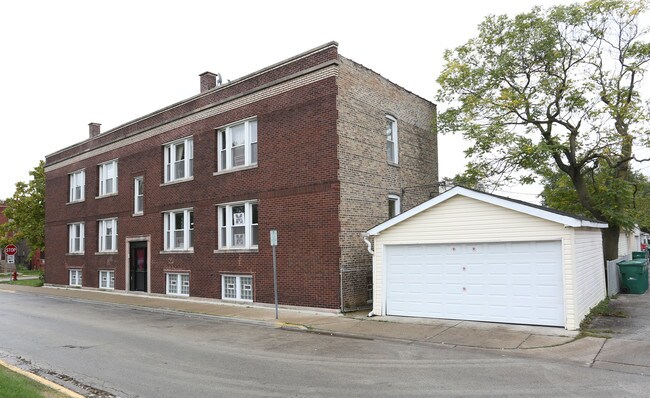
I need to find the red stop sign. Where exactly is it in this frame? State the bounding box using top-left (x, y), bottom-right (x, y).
top-left (4, 245), bottom-right (17, 256)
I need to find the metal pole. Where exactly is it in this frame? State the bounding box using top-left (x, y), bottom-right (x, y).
top-left (272, 245), bottom-right (278, 320)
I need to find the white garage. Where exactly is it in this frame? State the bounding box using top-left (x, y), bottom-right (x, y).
top-left (365, 187), bottom-right (608, 330)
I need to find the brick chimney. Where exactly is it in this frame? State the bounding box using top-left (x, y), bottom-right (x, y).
top-left (200, 71), bottom-right (219, 93)
top-left (89, 123), bottom-right (101, 138)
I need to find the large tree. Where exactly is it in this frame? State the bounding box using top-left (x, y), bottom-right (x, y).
top-left (0, 160), bottom-right (45, 258)
top-left (437, 0), bottom-right (650, 260)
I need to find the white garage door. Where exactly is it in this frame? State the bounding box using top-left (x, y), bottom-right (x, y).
top-left (385, 241), bottom-right (564, 327)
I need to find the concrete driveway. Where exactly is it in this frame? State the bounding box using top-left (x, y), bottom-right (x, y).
top-left (587, 290), bottom-right (650, 374)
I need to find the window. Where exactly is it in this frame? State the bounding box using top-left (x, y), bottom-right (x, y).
top-left (99, 160), bottom-right (118, 196)
top-left (163, 209), bottom-right (194, 251)
top-left (69, 269), bottom-right (82, 287)
top-left (99, 270), bottom-right (115, 289)
top-left (388, 195), bottom-right (401, 218)
top-left (218, 202), bottom-right (258, 250)
top-left (134, 177), bottom-right (144, 215)
top-left (98, 218), bottom-right (118, 252)
top-left (68, 222), bottom-right (84, 254)
top-left (69, 170), bottom-right (85, 202)
top-left (217, 119), bottom-right (257, 171)
top-left (386, 115), bottom-right (398, 164)
top-left (222, 275), bottom-right (253, 301)
top-left (164, 137), bottom-right (193, 183)
top-left (166, 273), bottom-right (190, 296)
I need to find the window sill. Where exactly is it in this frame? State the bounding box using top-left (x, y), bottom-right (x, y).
top-left (96, 193), bottom-right (118, 199)
top-left (160, 177), bottom-right (194, 187)
top-left (387, 161), bottom-right (400, 168)
top-left (213, 164), bottom-right (258, 176)
top-left (95, 251), bottom-right (118, 255)
top-left (159, 250), bottom-right (194, 254)
top-left (66, 199), bottom-right (85, 205)
top-left (132, 213), bottom-right (144, 217)
top-left (99, 287), bottom-right (115, 291)
top-left (214, 248), bottom-right (258, 254)
top-left (66, 253), bottom-right (85, 256)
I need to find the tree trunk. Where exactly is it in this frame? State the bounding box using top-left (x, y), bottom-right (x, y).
top-left (602, 225), bottom-right (621, 261)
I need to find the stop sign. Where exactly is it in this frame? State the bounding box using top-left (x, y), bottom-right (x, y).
top-left (4, 245), bottom-right (17, 256)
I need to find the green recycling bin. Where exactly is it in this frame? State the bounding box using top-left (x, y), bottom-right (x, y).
top-left (618, 259), bottom-right (648, 294)
top-left (632, 251), bottom-right (648, 260)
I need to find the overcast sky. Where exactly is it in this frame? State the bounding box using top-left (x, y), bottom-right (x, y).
top-left (1, 0), bottom-right (645, 202)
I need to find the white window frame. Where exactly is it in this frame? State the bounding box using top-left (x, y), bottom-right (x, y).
top-left (98, 218), bottom-right (118, 253)
top-left (69, 269), bottom-right (82, 287)
top-left (163, 208), bottom-right (194, 251)
top-left (98, 159), bottom-right (118, 196)
top-left (99, 270), bottom-right (115, 289)
top-left (221, 275), bottom-right (253, 301)
top-left (217, 118), bottom-right (258, 172)
top-left (134, 176), bottom-right (144, 215)
top-left (386, 115), bottom-right (398, 164)
top-left (166, 273), bottom-right (190, 296)
top-left (68, 222), bottom-right (85, 254)
top-left (388, 194), bottom-right (401, 218)
top-left (69, 170), bottom-right (85, 202)
top-left (217, 201), bottom-right (258, 250)
top-left (163, 137), bottom-right (193, 183)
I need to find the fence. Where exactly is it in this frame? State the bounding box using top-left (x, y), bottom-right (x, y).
top-left (607, 254), bottom-right (631, 297)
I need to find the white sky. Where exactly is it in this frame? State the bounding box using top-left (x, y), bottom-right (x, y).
top-left (1, 0), bottom-right (645, 202)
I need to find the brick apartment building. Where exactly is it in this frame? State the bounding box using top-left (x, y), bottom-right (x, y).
top-left (44, 42), bottom-right (437, 311)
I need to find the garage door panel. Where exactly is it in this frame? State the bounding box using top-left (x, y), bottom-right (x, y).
top-left (385, 241), bottom-right (564, 327)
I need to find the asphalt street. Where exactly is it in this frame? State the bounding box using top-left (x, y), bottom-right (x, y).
top-left (1, 290), bottom-right (649, 397)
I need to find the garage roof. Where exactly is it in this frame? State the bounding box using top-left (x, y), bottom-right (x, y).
top-left (366, 186), bottom-right (608, 236)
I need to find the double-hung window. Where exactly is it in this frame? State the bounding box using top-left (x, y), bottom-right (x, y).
top-left (69, 170), bottom-right (85, 202)
top-left (388, 195), bottom-right (401, 218)
top-left (164, 137), bottom-right (193, 183)
top-left (69, 269), bottom-right (82, 287)
top-left (218, 202), bottom-right (258, 250)
top-left (99, 160), bottom-right (118, 196)
top-left (166, 273), bottom-right (190, 296)
top-left (99, 270), bottom-right (115, 289)
top-left (68, 222), bottom-right (84, 254)
top-left (386, 115), bottom-right (398, 164)
top-left (98, 218), bottom-right (118, 253)
top-left (217, 119), bottom-right (257, 171)
top-left (163, 209), bottom-right (194, 251)
top-left (222, 275), bottom-right (253, 301)
top-left (134, 177), bottom-right (144, 215)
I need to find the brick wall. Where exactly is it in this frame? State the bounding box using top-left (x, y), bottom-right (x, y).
top-left (336, 56), bottom-right (437, 310)
top-left (45, 46), bottom-right (342, 309)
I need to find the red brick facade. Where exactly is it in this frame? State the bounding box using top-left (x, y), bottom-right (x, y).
top-left (44, 42), bottom-right (437, 310)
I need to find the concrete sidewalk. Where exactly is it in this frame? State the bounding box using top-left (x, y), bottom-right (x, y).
top-left (1, 283), bottom-right (580, 351)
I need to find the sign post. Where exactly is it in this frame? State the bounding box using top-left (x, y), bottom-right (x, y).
top-left (270, 230), bottom-right (279, 320)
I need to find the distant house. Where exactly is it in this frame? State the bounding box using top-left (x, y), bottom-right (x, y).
top-left (44, 42), bottom-right (438, 311)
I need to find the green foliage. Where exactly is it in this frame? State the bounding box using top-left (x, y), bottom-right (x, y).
top-left (437, 0), bottom-right (650, 259)
top-left (0, 161), bottom-right (45, 258)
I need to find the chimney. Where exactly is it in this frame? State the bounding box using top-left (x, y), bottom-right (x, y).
top-left (199, 71), bottom-right (220, 93)
top-left (89, 122), bottom-right (101, 138)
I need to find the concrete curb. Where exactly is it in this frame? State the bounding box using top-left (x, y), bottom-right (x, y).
top-left (0, 358), bottom-right (84, 398)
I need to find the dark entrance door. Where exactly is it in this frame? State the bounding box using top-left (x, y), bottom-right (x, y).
top-left (129, 241), bottom-right (147, 292)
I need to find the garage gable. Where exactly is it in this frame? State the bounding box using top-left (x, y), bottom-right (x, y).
top-left (366, 187), bottom-right (607, 237)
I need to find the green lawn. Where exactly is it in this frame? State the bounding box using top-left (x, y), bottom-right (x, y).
top-left (0, 364), bottom-right (68, 398)
top-left (0, 279), bottom-right (43, 287)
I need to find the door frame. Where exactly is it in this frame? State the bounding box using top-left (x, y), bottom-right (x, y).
top-left (125, 235), bottom-right (151, 293)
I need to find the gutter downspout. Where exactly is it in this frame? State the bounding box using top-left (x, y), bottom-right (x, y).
top-left (361, 232), bottom-right (375, 317)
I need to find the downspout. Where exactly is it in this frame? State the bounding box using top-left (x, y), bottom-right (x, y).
top-left (361, 233), bottom-right (375, 317)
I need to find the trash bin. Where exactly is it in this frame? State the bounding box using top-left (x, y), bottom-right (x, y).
top-left (618, 259), bottom-right (649, 294)
top-left (632, 251), bottom-right (648, 260)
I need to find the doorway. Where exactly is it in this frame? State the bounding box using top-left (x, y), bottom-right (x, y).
top-left (129, 241), bottom-right (148, 292)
